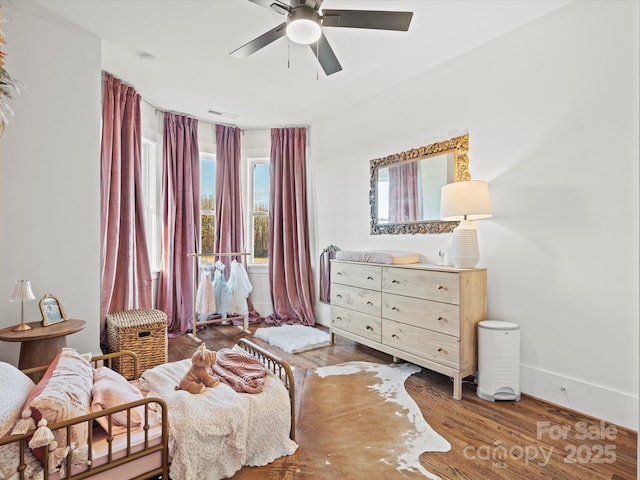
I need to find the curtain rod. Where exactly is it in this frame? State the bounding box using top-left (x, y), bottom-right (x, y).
top-left (142, 99), bottom-right (309, 132)
top-left (146, 99), bottom-right (219, 127)
top-left (101, 71), bottom-right (136, 89)
top-left (144, 98), bottom-right (242, 129)
top-left (107, 73), bottom-right (308, 131)
top-left (187, 252), bottom-right (249, 257)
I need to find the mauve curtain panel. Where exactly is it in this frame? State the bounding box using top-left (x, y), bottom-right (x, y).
top-left (100, 72), bottom-right (152, 350)
top-left (267, 127), bottom-right (315, 325)
top-left (388, 161), bottom-right (419, 223)
top-left (214, 124), bottom-right (260, 323)
top-left (214, 124), bottom-right (244, 272)
top-left (157, 112), bottom-right (200, 337)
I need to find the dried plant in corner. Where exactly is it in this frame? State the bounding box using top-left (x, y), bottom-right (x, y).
top-left (0, 6), bottom-right (21, 135)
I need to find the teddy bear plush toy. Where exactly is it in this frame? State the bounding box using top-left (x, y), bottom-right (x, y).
top-left (175, 343), bottom-right (220, 394)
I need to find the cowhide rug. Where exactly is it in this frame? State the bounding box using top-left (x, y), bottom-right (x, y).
top-left (235, 361), bottom-right (450, 479)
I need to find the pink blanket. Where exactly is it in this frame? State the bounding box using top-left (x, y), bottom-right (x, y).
top-left (211, 348), bottom-right (268, 394)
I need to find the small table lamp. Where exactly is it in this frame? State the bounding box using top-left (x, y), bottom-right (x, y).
top-left (10, 280), bottom-right (35, 331)
top-left (440, 180), bottom-right (492, 269)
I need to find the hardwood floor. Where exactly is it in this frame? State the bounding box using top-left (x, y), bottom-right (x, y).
top-left (168, 323), bottom-right (637, 480)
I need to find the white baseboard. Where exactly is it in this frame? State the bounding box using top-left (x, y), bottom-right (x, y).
top-left (315, 302), bottom-right (331, 327)
top-left (521, 363), bottom-right (638, 431)
top-left (252, 302), bottom-right (273, 319)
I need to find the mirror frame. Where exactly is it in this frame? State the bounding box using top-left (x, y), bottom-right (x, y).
top-left (369, 133), bottom-right (470, 235)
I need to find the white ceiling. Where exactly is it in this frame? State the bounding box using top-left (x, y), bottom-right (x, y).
top-left (7, 0), bottom-right (571, 128)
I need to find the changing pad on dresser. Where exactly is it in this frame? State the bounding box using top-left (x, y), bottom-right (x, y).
top-left (334, 250), bottom-right (420, 265)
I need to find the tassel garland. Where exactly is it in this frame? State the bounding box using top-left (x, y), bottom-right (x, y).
top-left (70, 443), bottom-right (91, 466)
top-left (47, 440), bottom-right (70, 475)
top-left (11, 409), bottom-right (36, 434)
top-left (28, 419), bottom-right (54, 448)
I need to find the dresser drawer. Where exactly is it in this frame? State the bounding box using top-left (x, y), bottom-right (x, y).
top-left (382, 267), bottom-right (460, 304)
top-left (331, 262), bottom-right (381, 290)
top-left (332, 305), bottom-right (382, 342)
top-left (331, 283), bottom-right (381, 316)
top-left (383, 319), bottom-right (460, 368)
top-left (382, 293), bottom-right (460, 337)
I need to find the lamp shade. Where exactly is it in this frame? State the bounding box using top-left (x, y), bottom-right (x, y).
top-left (440, 180), bottom-right (492, 221)
top-left (10, 280), bottom-right (35, 302)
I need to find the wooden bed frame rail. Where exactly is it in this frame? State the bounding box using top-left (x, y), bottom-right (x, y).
top-left (4, 344), bottom-right (294, 479)
top-left (1, 350), bottom-right (168, 480)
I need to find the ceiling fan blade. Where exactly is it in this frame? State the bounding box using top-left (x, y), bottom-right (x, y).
top-left (247, 0), bottom-right (292, 15)
top-left (300, 0), bottom-right (324, 10)
top-left (230, 22), bottom-right (287, 58)
top-left (321, 9), bottom-right (413, 31)
top-left (310, 32), bottom-right (342, 76)
top-left (247, 0), bottom-right (323, 13)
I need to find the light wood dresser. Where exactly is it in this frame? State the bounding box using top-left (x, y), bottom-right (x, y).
top-left (330, 260), bottom-right (487, 400)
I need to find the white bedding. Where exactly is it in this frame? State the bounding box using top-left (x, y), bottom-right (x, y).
top-left (138, 358), bottom-right (297, 480)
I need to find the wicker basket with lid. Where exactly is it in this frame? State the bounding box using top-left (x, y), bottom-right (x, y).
top-left (106, 308), bottom-right (168, 378)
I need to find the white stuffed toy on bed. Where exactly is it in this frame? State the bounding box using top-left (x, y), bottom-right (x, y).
top-left (138, 344), bottom-right (298, 480)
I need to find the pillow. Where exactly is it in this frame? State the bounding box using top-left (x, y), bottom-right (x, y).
top-left (22, 348), bottom-right (93, 462)
top-left (0, 362), bottom-right (35, 436)
top-left (92, 366), bottom-right (145, 435)
top-left (0, 362), bottom-right (38, 480)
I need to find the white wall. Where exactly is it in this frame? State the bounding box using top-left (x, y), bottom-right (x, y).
top-left (0, 7), bottom-right (102, 361)
top-left (311, 0), bottom-right (639, 430)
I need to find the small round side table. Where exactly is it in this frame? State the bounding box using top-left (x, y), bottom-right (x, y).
top-left (0, 319), bottom-right (86, 370)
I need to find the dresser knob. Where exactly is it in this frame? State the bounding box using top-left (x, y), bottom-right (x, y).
top-left (337, 272), bottom-right (343, 276)
top-left (391, 279), bottom-right (400, 284)
top-left (367, 276), bottom-right (373, 280)
top-left (336, 316), bottom-right (342, 320)
top-left (367, 301), bottom-right (373, 305)
top-left (437, 285), bottom-right (445, 290)
top-left (392, 334), bottom-right (399, 339)
top-left (437, 347), bottom-right (444, 352)
top-left (391, 306), bottom-right (399, 311)
top-left (336, 294), bottom-right (342, 298)
top-left (366, 325), bottom-right (373, 331)
top-left (437, 316), bottom-right (444, 321)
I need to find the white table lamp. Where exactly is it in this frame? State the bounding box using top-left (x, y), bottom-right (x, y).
top-left (440, 180), bottom-right (492, 269)
top-left (10, 280), bottom-right (36, 331)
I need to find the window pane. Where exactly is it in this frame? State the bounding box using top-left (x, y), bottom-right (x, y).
top-left (141, 139), bottom-right (161, 271)
top-left (253, 215), bottom-right (268, 263)
top-left (253, 163), bottom-right (269, 213)
top-left (201, 155), bottom-right (216, 254)
top-left (201, 156), bottom-right (216, 211)
top-left (252, 163), bottom-right (270, 264)
top-left (201, 213), bottom-right (215, 255)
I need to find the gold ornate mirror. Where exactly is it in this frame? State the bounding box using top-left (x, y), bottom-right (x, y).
top-left (370, 133), bottom-right (470, 234)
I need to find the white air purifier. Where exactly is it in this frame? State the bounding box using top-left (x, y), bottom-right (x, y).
top-left (477, 320), bottom-right (521, 401)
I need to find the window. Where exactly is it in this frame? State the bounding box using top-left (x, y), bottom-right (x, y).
top-left (141, 138), bottom-right (161, 271)
top-left (200, 153), bottom-right (216, 257)
top-left (249, 159), bottom-right (270, 264)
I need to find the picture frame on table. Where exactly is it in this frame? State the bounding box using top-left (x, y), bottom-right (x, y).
top-left (40, 293), bottom-right (67, 326)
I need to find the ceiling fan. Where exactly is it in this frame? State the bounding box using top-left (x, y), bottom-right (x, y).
top-left (230, 0), bottom-right (413, 76)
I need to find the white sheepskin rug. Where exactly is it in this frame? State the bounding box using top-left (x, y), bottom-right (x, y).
top-left (253, 325), bottom-right (331, 354)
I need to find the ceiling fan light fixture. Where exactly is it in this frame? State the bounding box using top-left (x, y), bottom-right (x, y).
top-left (286, 7), bottom-right (321, 45)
